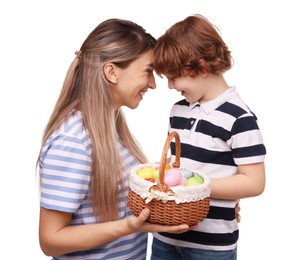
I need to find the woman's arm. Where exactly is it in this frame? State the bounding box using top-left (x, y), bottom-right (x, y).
top-left (209, 162), bottom-right (265, 200)
top-left (39, 207), bottom-right (190, 256)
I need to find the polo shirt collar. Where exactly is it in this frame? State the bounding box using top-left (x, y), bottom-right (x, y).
top-left (189, 86), bottom-right (238, 114)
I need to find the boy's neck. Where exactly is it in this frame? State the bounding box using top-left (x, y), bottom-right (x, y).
top-left (199, 73), bottom-right (229, 103)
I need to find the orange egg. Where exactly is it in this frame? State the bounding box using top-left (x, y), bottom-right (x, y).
top-left (165, 163), bottom-right (171, 170)
top-left (155, 163), bottom-right (171, 172)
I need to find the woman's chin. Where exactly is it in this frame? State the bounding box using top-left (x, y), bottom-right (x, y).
top-left (126, 101), bottom-right (141, 110)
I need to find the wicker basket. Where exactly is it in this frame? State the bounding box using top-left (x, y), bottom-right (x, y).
top-left (128, 131), bottom-right (210, 226)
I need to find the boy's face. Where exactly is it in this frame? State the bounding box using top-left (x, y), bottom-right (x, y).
top-left (166, 74), bottom-right (208, 103)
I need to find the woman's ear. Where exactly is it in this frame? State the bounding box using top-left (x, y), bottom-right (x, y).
top-left (104, 63), bottom-right (118, 84)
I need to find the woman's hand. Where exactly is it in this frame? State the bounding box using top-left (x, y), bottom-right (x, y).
top-left (126, 208), bottom-right (192, 234)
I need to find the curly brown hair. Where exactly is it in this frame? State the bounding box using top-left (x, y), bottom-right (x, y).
top-left (153, 14), bottom-right (233, 78)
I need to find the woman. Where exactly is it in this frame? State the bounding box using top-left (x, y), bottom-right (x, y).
top-left (37, 18), bottom-right (190, 260)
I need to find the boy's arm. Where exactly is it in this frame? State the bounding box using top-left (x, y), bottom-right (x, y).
top-left (210, 162), bottom-right (265, 200)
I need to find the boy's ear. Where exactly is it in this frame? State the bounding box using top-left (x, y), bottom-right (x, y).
top-left (104, 63), bottom-right (118, 84)
top-left (199, 59), bottom-right (209, 77)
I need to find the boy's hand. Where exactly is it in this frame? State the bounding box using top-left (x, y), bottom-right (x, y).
top-left (236, 203), bottom-right (241, 223)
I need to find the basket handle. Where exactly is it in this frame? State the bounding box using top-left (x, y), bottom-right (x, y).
top-left (158, 131), bottom-right (181, 185)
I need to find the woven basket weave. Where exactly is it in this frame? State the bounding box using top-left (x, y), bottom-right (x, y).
top-left (128, 131), bottom-right (210, 226)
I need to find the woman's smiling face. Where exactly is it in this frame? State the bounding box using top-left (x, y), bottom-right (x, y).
top-left (111, 49), bottom-right (156, 110)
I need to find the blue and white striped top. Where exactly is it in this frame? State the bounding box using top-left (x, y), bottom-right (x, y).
top-left (153, 87), bottom-right (266, 251)
top-left (39, 111), bottom-right (148, 259)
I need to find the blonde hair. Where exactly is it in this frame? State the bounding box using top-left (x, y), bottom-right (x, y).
top-left (38, 19), bottom-right (156, 221)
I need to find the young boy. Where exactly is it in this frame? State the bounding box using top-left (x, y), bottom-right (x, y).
top-left (151, 14), bottom-right (266, 260)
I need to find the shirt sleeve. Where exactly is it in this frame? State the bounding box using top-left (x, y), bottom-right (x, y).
top-left (230, 114), bottom-right (266, 165)
top-left (39, 133), bottom-right (91, 213)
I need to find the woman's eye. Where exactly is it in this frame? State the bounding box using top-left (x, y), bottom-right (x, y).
top-left (146, 69), bottom-right (153, 75)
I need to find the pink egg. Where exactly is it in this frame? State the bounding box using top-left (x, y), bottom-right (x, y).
top-left (178, 176), bottom-right (187, 186)
top-left (164, 168), bottom-right (181, 187)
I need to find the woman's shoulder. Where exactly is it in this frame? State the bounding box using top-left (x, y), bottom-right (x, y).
top-left (40, 111), bottom-right (91, 160)
top-left (50, 111), bottom-right (86, 140)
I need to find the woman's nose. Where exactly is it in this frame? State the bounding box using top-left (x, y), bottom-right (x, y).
top-left (148, 74), bottom-right (156, 89)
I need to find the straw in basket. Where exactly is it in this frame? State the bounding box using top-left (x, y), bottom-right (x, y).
top-left (128, 131), bottom-right (210, 226)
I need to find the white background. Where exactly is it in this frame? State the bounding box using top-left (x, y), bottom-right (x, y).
top-left (1, 0), bottom-right (294, 259)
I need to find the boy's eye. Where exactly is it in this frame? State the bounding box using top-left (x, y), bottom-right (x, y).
top-left (167, 75), bottom-right (175, 81)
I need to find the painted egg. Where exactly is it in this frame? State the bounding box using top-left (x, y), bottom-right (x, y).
top-left (164, 168), bottom-right (182, 187)
top-left (178, 176), bottom-right (187, 186)
top-left (180, 168), bottom-right (193, 179)
top-left (137, 167), bottom-right (155, 179)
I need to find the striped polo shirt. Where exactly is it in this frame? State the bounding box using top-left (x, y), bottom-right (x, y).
top-left (153, 87), bottom-right (266, 251)
top-left (39, 111), bottom-right (148, 259)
